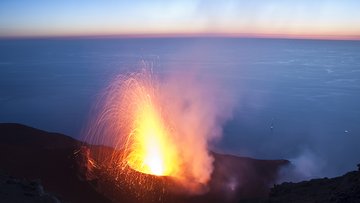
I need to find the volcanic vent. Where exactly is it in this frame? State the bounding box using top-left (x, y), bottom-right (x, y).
top-left (83, 66), bottom-right (235, 199)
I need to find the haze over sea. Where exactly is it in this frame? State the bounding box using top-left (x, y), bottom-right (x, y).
top-left (0, 37), bottom-right (359, 179)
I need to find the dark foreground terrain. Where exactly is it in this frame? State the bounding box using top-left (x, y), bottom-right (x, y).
top-left (269, 164), bottom-right (360, 203)
top-left (0, 123), bottom-right (359, 203)
top-left (0, 123), bottom-right (287, 202)
top-left (0, 123), bottom-right (111, 203)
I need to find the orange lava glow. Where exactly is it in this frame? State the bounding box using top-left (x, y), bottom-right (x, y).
top-left (84, 65), bottom-right (232, 194)
top-left (124, 80), bottom-right (178, 176)
top-left (86, 68), bottom-right (181, 177)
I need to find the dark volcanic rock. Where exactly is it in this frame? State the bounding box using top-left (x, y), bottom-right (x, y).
top-left (269, 165), bottom-right (360, 203)
top-left (0, 173), bottom-right (61, 203)
top-left (0, 123), bottom-right (289, 203)
top-left (0, 123), bottom-right (111, 203)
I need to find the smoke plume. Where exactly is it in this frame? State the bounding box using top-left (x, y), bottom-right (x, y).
top-left (278, 149), bottom-right (326, 183)
top-left (159, 69), bottom-right (234, 185)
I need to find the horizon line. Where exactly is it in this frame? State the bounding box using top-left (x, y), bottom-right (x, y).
top-left (1, 33), bottom-right (359, 41)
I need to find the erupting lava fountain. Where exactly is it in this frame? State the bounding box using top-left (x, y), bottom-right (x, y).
top-left (84, 65), bottom-right (233, 192)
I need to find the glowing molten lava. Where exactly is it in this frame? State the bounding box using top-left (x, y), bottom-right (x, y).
top-left (125, 89), bottom-right (177, 176)
top-left (86, 69), bottom-right (180, 177)
top-left (85, 66), bottom-right (232, 192)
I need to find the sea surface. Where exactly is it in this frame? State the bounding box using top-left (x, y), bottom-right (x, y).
top-left (0, 38), bottom-right (359, 178)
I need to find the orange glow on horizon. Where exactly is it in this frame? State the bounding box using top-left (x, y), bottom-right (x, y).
top-left (1, 0), bottom-right (359, 41)
top-left (1, 18), bottom-right (359, 41)
top-left (2, 31), bottom-right (359, 41)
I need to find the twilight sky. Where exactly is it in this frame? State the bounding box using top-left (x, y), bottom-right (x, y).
top-left (0, 0), bottom-right (359, 39)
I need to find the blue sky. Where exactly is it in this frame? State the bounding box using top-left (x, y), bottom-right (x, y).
top-left (0, 0), bottom-right (359, 39)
